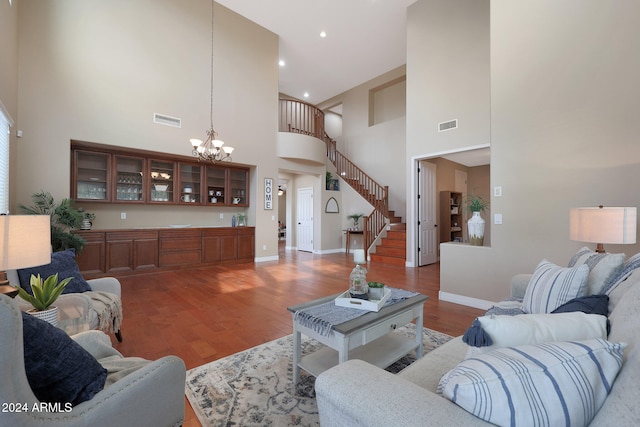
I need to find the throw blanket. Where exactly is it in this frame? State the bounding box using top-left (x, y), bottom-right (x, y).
top-left (88, 291), bottom-right (123, 333)
top-left (294, 287), bottom-right (419, 337)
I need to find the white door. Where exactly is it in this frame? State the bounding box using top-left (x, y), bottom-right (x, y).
top-left (296, 187), bottom-right (313, 252)
top-left (418, 161), bottom-right (438, 266)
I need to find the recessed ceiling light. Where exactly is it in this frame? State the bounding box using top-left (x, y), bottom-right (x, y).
top-left (303, 92), bottom-right (309, 98)
top-left (320, 31), bottom-right (327, 38)
top-left (278, 60), bottom-right (285, 67)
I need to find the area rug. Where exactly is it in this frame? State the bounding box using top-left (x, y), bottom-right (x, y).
top-left (185, 323), bottom-right (453, 426)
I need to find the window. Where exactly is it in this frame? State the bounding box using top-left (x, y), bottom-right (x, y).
top-left (0, 100), bottom-right (13, 214)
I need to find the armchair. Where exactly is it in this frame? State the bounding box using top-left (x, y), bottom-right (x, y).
top-left (0, 294), bottom-right (186, 427)
top-left (7, 266), bottom-right (123, 341)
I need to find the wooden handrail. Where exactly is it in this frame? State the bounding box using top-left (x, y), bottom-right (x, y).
top-left (279, 98), bottom-right (325, 139)
top-left (323, 132), bottom-right (388, 256)
top-left (279, 99), bottom-right (390, 258)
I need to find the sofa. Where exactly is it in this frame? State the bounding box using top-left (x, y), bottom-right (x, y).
top-left (0, 293), bottom-right (186, 427)
top-left (316, 251), bottom-right (640, 426)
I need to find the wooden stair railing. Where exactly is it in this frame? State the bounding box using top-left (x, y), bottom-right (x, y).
top-left (279, 98), bottom-right (390, 257)
top-left (324, 132), bottom-right (389, 256)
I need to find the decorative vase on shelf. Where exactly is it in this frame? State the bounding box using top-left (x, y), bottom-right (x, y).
top-left (467, 211), bottom-right (485, 246)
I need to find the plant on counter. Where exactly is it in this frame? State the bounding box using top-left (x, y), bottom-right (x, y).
top-left (20, 190), bottom-right (87, 253)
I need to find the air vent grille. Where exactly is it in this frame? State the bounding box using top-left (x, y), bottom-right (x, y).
top-left (438, 119), bottom-right (458, 132)
top-left (153, 113), bottom-right (182, 128)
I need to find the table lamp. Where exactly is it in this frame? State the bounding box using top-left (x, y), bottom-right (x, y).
top-left (569, 206), bottom-right (637, 253)
top-left (0, 215), bottom-right (51, 297)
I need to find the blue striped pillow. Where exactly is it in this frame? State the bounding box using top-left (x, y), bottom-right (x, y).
top-left (523, 260), bottom-right (589, 313)
top-left (438, 339), bottom-right (626, 427)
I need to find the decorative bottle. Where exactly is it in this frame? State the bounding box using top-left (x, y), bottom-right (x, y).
top-left (349, 264), bottom-right (369, 300)
top-left (231, 215), bottom-right (236, 227)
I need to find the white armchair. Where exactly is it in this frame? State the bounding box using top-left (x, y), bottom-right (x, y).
top-left (0, 294), bottom-right (185, 427)
top-left (7, 270), bottom-right (124, 341)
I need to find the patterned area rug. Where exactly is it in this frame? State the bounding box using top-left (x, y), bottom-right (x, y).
top-left (185, 324), bottom-right (453, 426)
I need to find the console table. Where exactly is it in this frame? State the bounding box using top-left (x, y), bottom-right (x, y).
top-left (344, 229), bottom-right (363, 254)
top-left (287, 292), bottom-right (428, 384)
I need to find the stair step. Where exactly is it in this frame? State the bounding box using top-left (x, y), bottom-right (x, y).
top-left (370, 253), bottom-right (405, 266)
top-left (386, 230), bottom-right (406, 240)
top-left (375, 246), bottom-right (405, 257)
top-left (381, 238), bottom-right (405, 248)
top-left (388, 222), bottom-right (405, 230)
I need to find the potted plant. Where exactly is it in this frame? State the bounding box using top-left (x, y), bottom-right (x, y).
top-left (368, 281), bottom-right (385, 300)
top-left (465, 194), bottom-right (489, 246)
top-left (17, 273), bottom-right (73, 327)
top-left (347, 213), bottom-right (363, 230)
top-left (79, 209), bottom-right (96, 230)
top-left (19, 190), bottom-right (87, 253)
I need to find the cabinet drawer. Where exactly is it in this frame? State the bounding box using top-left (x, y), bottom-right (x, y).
top-left (361, 309), bottom-right (416, 345)
top-left (159, 251), bottom-right (201, 267)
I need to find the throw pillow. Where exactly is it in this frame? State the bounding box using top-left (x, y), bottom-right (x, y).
top-left (568, 247), bottom-right (626, 295)
top-left (22, 312), bottom-right (107, 405)
top-left (551, 294), bottom-right (609, 316)
top-left (439, 339), bottom-right (626, 427)
top-left (18, 249), bottom-right (92, 294)
top-left (522, 260), bottom-right (589, 313)
top-left (464, 312), bottom-right (607, 357)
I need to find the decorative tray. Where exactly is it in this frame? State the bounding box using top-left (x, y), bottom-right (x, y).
top-left (335, 287), bottom-right (391, 312)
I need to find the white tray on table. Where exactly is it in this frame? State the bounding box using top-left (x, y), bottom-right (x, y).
top-left (334, 288), bottom-right (391, 312)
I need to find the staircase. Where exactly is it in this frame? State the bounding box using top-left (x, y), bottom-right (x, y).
top-left (279, 98), bottom-right (406, 265)
top-left (369, 212), bottom-right (406, 266)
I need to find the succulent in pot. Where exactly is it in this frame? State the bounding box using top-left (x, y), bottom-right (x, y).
top-left (17, 273), bottom-right (73, 326)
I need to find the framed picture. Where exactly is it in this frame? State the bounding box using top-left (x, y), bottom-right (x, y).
top-left (264, 178), bottom-right (273, 210)
top-left (326, 179), bottom-right (340, 191)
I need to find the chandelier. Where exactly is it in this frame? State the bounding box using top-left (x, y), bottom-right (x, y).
top-left (189, 0), bottom-right (234, 162)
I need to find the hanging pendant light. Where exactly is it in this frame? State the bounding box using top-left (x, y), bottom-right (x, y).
top-left (189, 0), bottom-right (234, 162)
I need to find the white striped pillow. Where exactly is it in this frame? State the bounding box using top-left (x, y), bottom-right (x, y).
top-left (568, 247), bottom-right (626, 295)
top-left (438, 339), bottom-right (626, 427)
top-left (523, 260), bottom-right (589, 313)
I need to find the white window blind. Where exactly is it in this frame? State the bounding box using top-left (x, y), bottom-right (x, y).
top-left (0, 100), bottom-right (13, 214)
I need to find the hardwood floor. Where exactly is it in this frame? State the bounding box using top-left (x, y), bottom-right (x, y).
top-left (109, 242), bottom-right (484, 426)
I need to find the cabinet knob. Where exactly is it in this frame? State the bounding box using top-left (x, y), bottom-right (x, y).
top-left (390, 324), bottom-right (397, 330)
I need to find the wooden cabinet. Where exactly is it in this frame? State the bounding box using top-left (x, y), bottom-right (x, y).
top-left (76, 227), bottom-right (254, 278)
top-left (439, 191), bottom-right (463, 243)
top-left (159, 229), bottom-right (202, 267)
top-left (71, 140), bottom-right (250, 207)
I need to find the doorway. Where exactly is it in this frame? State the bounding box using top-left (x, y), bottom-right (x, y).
top-left (418, 161), bottom-right (438, 266)
top-left (296, 187), bottom-right (314, 252)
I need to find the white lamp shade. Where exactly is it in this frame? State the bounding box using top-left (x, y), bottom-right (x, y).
top-left (570, 207), bottom-right (637, 244)
top-left (0, 215), bottom-right (51, 271)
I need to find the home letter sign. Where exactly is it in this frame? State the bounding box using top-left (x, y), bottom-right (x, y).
top-left (264, 178), bottom-right (273, 210)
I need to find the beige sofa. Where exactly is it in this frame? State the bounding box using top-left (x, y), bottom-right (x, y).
top-left (316, 265), bottom-right (640, 426)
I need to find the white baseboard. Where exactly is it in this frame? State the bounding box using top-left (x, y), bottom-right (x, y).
top-left (255, 255), bottom-right (279, 263)
top-left (438, 291), bottom-right (494, 310)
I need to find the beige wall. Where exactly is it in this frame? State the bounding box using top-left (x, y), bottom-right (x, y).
top-left (319, 66), bottom-right (407, 221)
top-left (406, 0), bottom-right (491, 270)
top-left (437, 0), bottom-right (640, 306)
top-left (0, 0), bottom-right (19, 210)
top-left (14, 0), bottom-right (280, 260)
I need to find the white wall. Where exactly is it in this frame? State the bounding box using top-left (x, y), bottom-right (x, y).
top-left (15, 0), bottom-right (280, 259)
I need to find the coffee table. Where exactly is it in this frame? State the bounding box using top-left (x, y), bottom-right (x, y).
top-left (287, 291), bottom-right (428, 384)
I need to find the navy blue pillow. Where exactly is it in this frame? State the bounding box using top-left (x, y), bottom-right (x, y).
top-left (17, 249), bottom-right (92, 294)
top-left (551, 294), bottom-right (609, 316)
top-left (22, 312), bottom-right (107, 405)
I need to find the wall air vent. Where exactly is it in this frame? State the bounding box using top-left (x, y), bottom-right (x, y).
top-left (153, 113), bottom-right (182, 128)
top-left (438, 119), bottom-right (458, 132)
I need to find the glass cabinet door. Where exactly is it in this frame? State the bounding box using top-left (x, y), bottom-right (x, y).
top-left (149, 160), bottom-right (176, 203)
top-left (205, 166), bottom-right (227, 205)
top-left (74, 151), bottom-right (110, 201)
top-left (229, 168), bottom-right (248, 206)
top-left (115, 156), bottom-right (144, 202)
top-left (179, 163), bottom-right (202, 204)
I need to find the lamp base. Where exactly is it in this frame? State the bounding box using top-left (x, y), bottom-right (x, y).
top-left (595, 243), bottom-right (605, 253)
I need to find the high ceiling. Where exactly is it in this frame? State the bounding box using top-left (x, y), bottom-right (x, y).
top-left (216, 0), bottom-right (417, 105)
